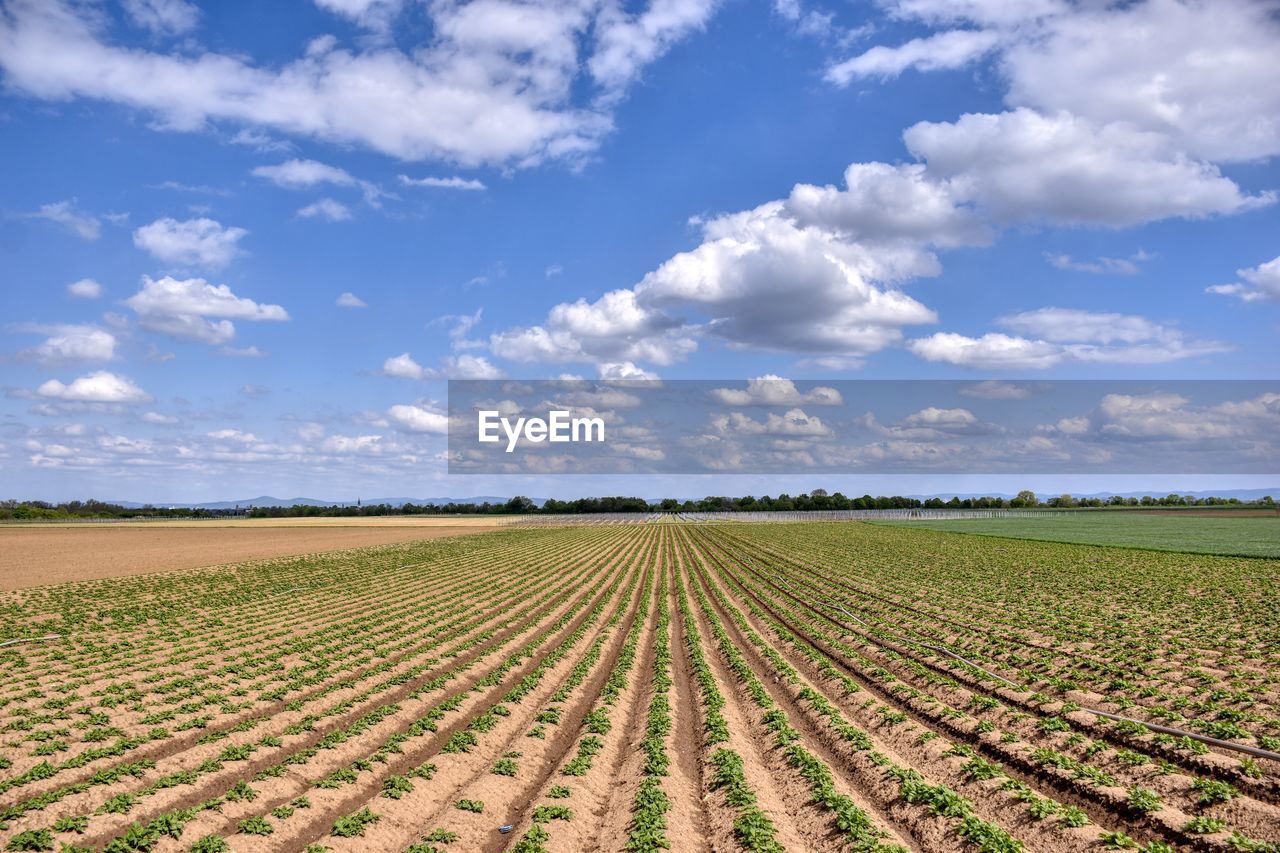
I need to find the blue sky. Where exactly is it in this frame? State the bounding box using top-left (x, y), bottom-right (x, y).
top-left (0, 0), bottom-right (1277, 502)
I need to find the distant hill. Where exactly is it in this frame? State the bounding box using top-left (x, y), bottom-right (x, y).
top-left (105, 487), bottom-right (1279, 510)
top-left (902, 488), bottom-right (1279, 502)
top-left (110, 496), bottom-right (538, 510)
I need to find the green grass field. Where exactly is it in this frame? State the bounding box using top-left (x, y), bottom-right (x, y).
top-left (874, 512), bottom-right (1280, 558)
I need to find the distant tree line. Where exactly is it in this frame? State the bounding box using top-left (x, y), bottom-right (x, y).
top-left (1, 490), bottom-right (1272, 520)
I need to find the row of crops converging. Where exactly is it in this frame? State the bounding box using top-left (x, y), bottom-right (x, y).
top-left (1, 522), bottom-right (1277, 852)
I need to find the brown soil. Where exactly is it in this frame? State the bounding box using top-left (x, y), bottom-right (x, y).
top-left (4, 523), bottom-right (1276, 853)
top-left (0, 524), bottom-right (500, 590)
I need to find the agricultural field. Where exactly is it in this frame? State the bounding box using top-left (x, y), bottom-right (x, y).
top-left (1, 522), bottom-right (1278, 852)
top-left (874, 513), bottom-right (1280, 559)
top-left (0, 520), bottom-right (503, 591)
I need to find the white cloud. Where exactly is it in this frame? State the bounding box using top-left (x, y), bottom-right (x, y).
top-left (1083, 392), bottom-right (1280, 442)
top-left (387, 403), bottom-right (449, 434)
top-left (1045, 250), bottom-right (1151, 276)
top-left (18, 324), bottom-right (117, 365)
top-left (589, 0), bottom-right (722, 97)
top-left (902, 109), bottom-right (1270, 227)
top-left (909, 309), bottom-right (1229, 369)
top-left (121, 0), bottom-right (200, 35)
top-left (381, 351), bottom-right (503, 380)
top-left (220, 345), bottom-right (266, 358)
top-left (491, 288), bottom-right (695, 366)
top-left (786, 161), bottom-right (989, 247)
top-left (635, 203), bottom-right (938, 355)
top-left (0, 0), bottom-right (711, 167)
top-left (398, 175), bottom-right (487, 191)
top-left (252, 159), bottom-right (355, 189)
top-left (908, 332), bottom-right (1069, 370)
top-left (901, 407), bottom-right (978, 428)
top-left (597, 361), bottom-right (658, 380)
top-left (853, 0), bottom-right (1280, 165)
top-left (711, 407), bottom-right (832, 437)
top-left (880, 0), bottom-right (1066, 27)
top-left (26, 200), bottom-right (101, 239)
top-left (314, 0), bottom-right (403, 30)
top-left (1207, 255), bottom-right (1280, 304)
top-left (442, 354), bottom-right (504, 379)
top-left (297, 198), bottom-right (353, 221)
top-left (125, 275), bottom-right (288, 344)
top-left (66, 278), bottom-right (102, 299)
top-left (826, 28), bottom-right (1001, 84)
top-left (998, 308), bottom-right (1166, 345)
top-left (711, 376), bottom-right (843, 406)
top-left (207, 428), bottom-right (258, 443)
top-left (140, 411), bottom-right (179, 425)
top-left (336, 291), bottom-right (367, 308)
top-left (959, 380), bottom-right (1034, 400)
top-left (382, 352), bottom-right (426, 379)
top-left (133, 217), bottom-right (248, 268)
top-left (35, 371), bottom-right (151, 404)
top-left (1001, 0), bottom-right (1280, 163)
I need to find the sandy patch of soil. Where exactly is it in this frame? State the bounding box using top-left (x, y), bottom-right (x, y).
top-left (0, 524), bottom-right (500, 590)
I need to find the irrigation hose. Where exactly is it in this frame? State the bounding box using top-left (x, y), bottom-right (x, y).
top-left (762, 570), bottom-right (1280, 765)
top-left (0, 634), bottom-right (62, 648)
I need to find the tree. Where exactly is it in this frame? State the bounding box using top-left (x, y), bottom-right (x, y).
top-left (505, 495), bottom-right (536, 513)
top-left (1012, 489), bottom-right (1037, 508)
top-left (810, 488), bottom-right (828, 497)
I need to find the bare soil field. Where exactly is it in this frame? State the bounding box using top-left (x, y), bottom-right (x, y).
top-left (0, 522), bottom-right (1276, 852)
top-left (0, 523), bottom-right (500, 590)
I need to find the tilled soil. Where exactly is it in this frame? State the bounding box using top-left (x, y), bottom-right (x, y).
top-left (0, 524), bottom-right (499, 589)
top-left (2, 522), bottom-right (1277, 852)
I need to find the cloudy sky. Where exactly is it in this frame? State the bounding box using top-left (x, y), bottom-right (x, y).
top-left (1, 0), bottom-right (1277, 502)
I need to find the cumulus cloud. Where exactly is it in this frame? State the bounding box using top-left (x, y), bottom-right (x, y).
top-left (598, 361), bottom-right (658, 380)
top-left (908, 332), bottom-right (1062, 370)
top-left (1001, 0), bottom-right (1280, 164)
top-left (17, 324), bottom-right (117, 366)
top-left (902, 109), bottom-right (1270, 227)
top-left (398, 175), bottom-right (487, 191)
top-left (336, 291), bottom-right (367, 308)
top-left (382, 352), bottom-right (426, 379)
top-left (1207, 255), bottom-right (1280, 304)
top-left (1045, 392), bottom-right (1280, 445)
top-left (711, 376), bottom-right (843, 407)
top-left (959, 380), bottom-right (1035, 400)
top-left (35, 371), bottom-right (151, 404)
top-left (133, 218), bottom-right (248, 268)
top-left (491, 288), bottom-right (695, 367)
top-left (909, 308), bottom-right (1229, 369)
top-left (252, 159), bottom-right (355, 189)
top-left (711, 407), bottom-right (832, 438)
top-left (26, 200), bottom-right (101, 239)
top-left (387, 403), bottom-right (449, 434)
top-left (66, 278), bottom-right (102, 298)
top-left (381, 351), bottom-right (503, 379)
top-left (635, 203), bottom-right (938, 355)
top-left (297, 198), bottom-right (353, 221)
top-left (0, 0), bottom-right (712, 167)
top-left (902, 406), bottom-right (978, 428)
top-left (125, 275), bottom-right (288, 344)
